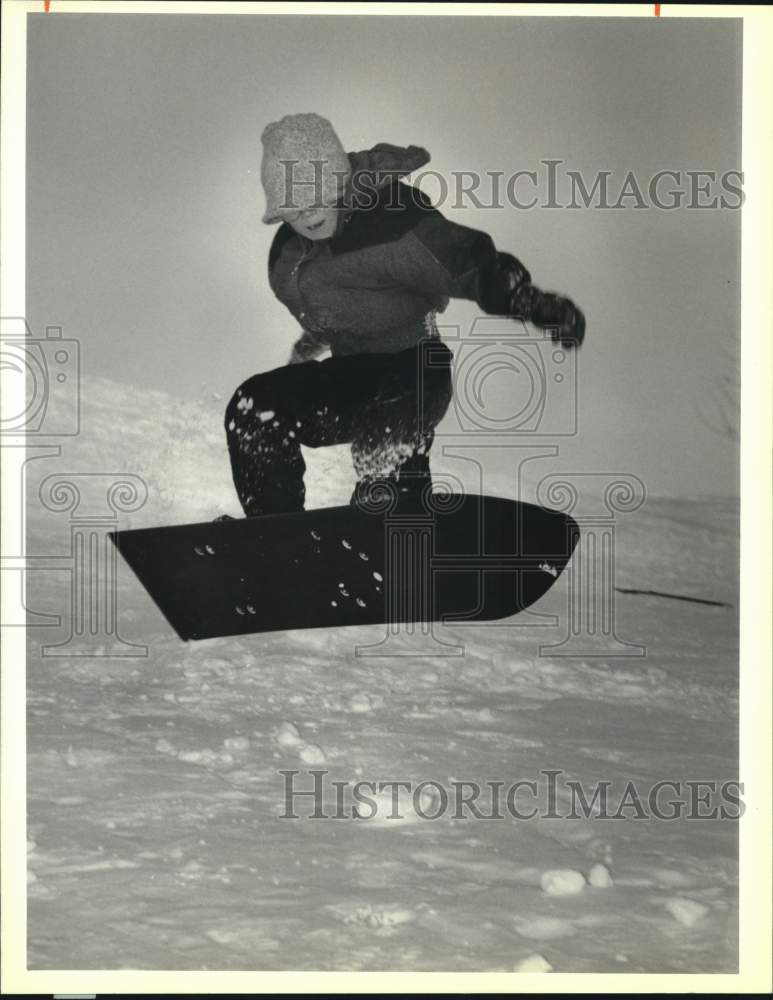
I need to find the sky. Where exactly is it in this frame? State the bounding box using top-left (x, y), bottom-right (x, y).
top-left (25, 12), bottom-right (742, 498)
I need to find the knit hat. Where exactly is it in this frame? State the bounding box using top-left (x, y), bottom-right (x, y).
top-left (260, 113), bottom-right (351, 224)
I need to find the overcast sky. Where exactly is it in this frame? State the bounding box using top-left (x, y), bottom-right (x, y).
top-left (26, 13), bottom-right (741, 498)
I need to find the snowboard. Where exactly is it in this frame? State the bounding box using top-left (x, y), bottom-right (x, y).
top-left (109, 495), bottom-right (579, 641)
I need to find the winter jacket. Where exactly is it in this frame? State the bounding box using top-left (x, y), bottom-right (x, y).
top-left (267, 144), bottom-right (529, 358)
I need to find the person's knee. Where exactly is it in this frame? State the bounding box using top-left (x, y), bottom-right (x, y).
top-left (225, 362), bottom-right (316, 433)
top-left (224, 372), bottom-right (274, 431)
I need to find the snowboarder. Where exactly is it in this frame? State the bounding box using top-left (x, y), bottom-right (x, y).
top-left (225, 113), bottom-right (585, 517)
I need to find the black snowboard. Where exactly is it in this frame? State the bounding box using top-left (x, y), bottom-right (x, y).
top-left (110, 495), bottom-right (579, 641)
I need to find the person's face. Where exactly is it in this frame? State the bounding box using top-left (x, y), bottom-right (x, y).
top-left (282, 205), bottom-right (342, 241)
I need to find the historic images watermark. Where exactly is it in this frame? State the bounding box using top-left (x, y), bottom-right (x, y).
top-left (276, 158), bottom-right (745, 214)
top-left (355, 313), bottom-right (648, 659)
top-left (1, 316), bottom-right (148, 655)
top-left (0, 317), bottom-right (80, 437)
top-left (436, 316), bottom-right (578, 438)
top-left (277, 769), bottom-right (745, 822)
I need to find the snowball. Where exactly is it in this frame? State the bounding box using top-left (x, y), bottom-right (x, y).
top-left (540, 869), bottom-right (586, 896)
top-left (275, 721), bottom-right (303, 747)
top-left (588, 863), bottom-right (614, 888)
top-left (665, 897), bottom-right (709, 927)
top-left (349, 692), bottom-right (372, 714)
top-left (513, 953), bottom-right (553, 973)
top-left (298, 742), bottom-right (326, 764)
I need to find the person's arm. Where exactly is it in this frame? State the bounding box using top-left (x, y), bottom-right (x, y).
top-left (382, 202), bottom-right (585, 348)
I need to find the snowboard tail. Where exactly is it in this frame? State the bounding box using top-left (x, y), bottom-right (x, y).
top-left (110, 495), bottom-right (578, 641)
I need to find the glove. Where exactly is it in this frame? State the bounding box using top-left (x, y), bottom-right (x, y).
top-left (512, 285), bottom-right (585, 349)
top-left (478, 252), bottom-right (585, 349)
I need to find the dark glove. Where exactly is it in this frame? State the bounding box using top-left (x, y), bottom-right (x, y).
top-left (478, 252), bottom-right (585, 349)
top-left (512, 285), bottom-right (585, 349)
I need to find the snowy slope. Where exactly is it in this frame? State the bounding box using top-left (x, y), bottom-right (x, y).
top-left (25, 376), bottom-right (739, 972)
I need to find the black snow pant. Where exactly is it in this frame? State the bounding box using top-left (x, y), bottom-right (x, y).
top-left (225, 340), bottom-right (454, 517)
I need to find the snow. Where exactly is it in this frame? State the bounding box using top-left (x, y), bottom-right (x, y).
top-left (24, 375), bottom-right (739, 972)
top-left (513, 952), bottom-right (554, 972)
top-left (541, 869), bottom-right (586, 897)
top-left (588, 863), bottom-right (614, 889)
top-left (665, 897), bottom-right (710, 927)
top-left (349, 693), bottom-right (373, 714)
top-left (273, 722), bottom-right (303, 748)
top-left (298, 743), bottom-right (327, 765)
